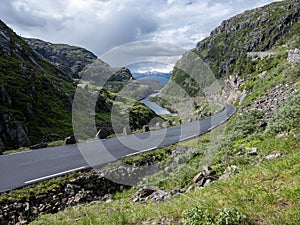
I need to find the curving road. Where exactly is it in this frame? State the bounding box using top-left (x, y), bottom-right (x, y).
top-left (0, 104), bottom-right (236, 193)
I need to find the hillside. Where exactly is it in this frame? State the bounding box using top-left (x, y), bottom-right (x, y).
top-left (0, 1), bottom-right (299, 225)
top-left (0, 20), bottom-right (76, 151)
top-left (163, 0), bottom-right (299, 99)
top-left (24, 38), bottom-right (97, 79)
top-left (0, 20), bottom-right (157, 152)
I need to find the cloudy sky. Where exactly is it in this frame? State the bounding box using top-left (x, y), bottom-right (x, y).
top-left (1, 0), bottom-right (279, 59)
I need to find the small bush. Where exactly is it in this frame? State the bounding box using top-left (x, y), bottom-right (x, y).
top-left (183, 206), bottom-right (248, 225)
top-left (266, 92), bottom-right (300, 133)
top-left (227, 110), bottom-right (264, 141)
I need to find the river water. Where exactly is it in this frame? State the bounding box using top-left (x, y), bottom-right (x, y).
top-left (140, 93), bottom-right (170, 115)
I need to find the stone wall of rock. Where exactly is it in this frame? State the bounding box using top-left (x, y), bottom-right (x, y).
top-left (0, 172), bottom-right (129, 225)
top-left (241, 84), bottom-right (298, 125)
top-left (287, 48), bottom-right (300, 64)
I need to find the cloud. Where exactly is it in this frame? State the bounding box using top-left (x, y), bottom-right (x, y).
top-left (100, 41), bottom-right (186, 67)
top-left (0, 0), bottom-right (279, 58)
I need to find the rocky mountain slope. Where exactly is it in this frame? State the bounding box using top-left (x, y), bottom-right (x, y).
top-left (163, 0), bottom-right (299, 99)
top-left (24, 38), bottom-right (97, 79)
top-left (0, 20), bottom-right (157, 152)
top-left (1, 1), bottom-right (300, 224)
top-left (0, 20), bottom-right (76, 151)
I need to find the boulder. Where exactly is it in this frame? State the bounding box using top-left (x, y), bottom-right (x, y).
top-left (246, 147), bottom-right (258, 156)
top-left (132, 186), bottom-right (169, 202)
top-left (265, 153), bottom-right (281, 160)
top-left (132, 186), bottom-right (159, 202)
top-left (287, 48), bottom-right (300, 64)
top-left (143, 125), bottom-right (150, 132)
top-left (29, 142), bottom-right (48, 149)
top-left (95, 128), bottom-right (110, 139)
top-left (193, 166), bottom-right (217, 186)
top-left (219, 165), bottom-right (239, 181)
top-left (64, 135), bottom-right (76, 145)
top-left (294, 133), bottom-right (300, 139)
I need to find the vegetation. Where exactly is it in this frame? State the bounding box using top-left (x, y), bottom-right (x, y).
top-left (2, 1), bottom-right (300, 224)
top-left (266, 93), bottom-right (300, 133)
top-left (29, 117), bottom-right (300, 224)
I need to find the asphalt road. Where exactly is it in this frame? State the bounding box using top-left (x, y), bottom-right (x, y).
top-left (0, 104), bottom-right (236, 193)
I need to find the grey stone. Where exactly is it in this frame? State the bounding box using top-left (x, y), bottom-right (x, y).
top-left (287, 48), bottom-right (300, 64)
top-left (95, 128), bottom-right (110, 139)
top-left (265, 153), bottom-right (281, 160)
top-left (247, 147), bottom-right (258, 156)
top-left (64, 135), bottom-right (76, 145)
top-left (294, 133), bottom-right (300, 139)
top-left (143, 125), bottom-right (150, 132)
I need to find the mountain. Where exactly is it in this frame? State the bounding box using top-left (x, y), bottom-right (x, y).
top-left (164, 0), bottom-right (300, 98)
top-left (24, 38), bottom-right (97, 79)
top-left (0, 20), bottom-right (157, 152)
top-left (1, 2), bottom-right (300, 224)
top-left (0, 20), bottom-right (75, 151)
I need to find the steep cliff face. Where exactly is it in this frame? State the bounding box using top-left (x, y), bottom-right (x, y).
top-left (195, 0), bottom-right (300, 76)
top-left (24, 38), bottom-right (97, 79)
top-left (164, 0), bottom-right (299, 98)
top-left (0, 20), bottom-right (76, 151)
top-left (0, 20), bottom-right (156, 152)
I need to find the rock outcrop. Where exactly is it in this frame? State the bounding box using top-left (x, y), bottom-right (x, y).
top-left (287, 48), bottom-right (300, 64)
top-left (195, 0), bottom-right (300, 76)
top-left (0, 171), bottom-right (129, 225)
top-left (24, 38), bottom-right (97, 78)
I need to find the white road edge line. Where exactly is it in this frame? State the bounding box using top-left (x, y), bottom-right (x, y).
top-left (24, 166), bottom-right (88, 184)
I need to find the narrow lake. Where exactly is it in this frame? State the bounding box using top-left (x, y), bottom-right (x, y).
top-left (140, 93), bottom-right (170, 115)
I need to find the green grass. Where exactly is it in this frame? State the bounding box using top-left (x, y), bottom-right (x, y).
top-left (28, 93), bottom-right (300, 224)
top-left (30, 133), bottom-right (300, 224)
top-left (0, 172), bottom-right (83, 203)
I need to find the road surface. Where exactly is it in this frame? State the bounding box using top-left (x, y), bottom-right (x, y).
top-left (0, 104), bottom-right (236, 193)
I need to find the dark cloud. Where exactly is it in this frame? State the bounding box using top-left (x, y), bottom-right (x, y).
top-left (0, 0), bottom-right (279, 58)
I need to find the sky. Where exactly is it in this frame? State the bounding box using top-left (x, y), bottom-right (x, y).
top-left (1, 0), bottom-right (279, 62)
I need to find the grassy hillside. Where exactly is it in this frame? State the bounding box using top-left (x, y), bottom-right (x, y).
top-left (0, 20), bottom-right (76, 150)
top-left (162, 0), bottom-right (299, 99)
top-left (1, 1), bottom-right (299, 224)
top-left (0, 20), bottom-right (157, 152)
top-left (24, 38), bottom-right (97, 79)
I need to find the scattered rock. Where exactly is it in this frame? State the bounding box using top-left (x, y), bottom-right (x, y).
top-left (178, 119), bottom-right (182, 125)
top-left (219, 165), bottom-right (239, 181)
top-left (29, 142), bottom-right (48, 149)
top-left (64, 135), bottom-right (76, 145)
top-left (294, 133), bottom-right (300, 139)
top-left (102, 194), bottom-right (113, 203)
top-left (143, 125), bottom-right (150, 132)
top-left (258, 71), bottom-right (267, 78)
top-left (276, 131), bottom-right (289, 138)
top-left (287, 48), bottom-right (300, 64)
top-left (247, 147), bottom-right (258, 156)
top-left (265, 153), bottom-right (281, 160)
top-left (95, 128), bottom-right (110, 139)
top-left (238, 147), bottom-right (258, 156)
top-left (193, 166), bottom-right (218, 187)
top-left (133, 186), bottom-right (159, 201)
